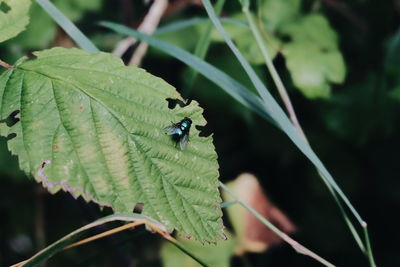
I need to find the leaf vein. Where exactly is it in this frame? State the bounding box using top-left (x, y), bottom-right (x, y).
top-left (50, 80), bottom-right (101, 201)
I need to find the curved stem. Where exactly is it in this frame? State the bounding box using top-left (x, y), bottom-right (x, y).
top-left (64, 220), bottom-right (207, 266)
top-left (220, 182), bottom-right (335, 267)
top-left (11, 214), bottom-right (208, 267)
top-left (243, 10), bottom-right (307, 141)
top-left (242, 7), bottom-right (377, 267)
top-left (0, 59), bottom-right (15, 69)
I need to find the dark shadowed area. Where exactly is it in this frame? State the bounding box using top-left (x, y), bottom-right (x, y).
top-left (1, 0), bottom-right (399, 266)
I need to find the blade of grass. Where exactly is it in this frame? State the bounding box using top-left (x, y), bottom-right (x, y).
top-left (101, 14), bottom-right (372, 265)
top-left (243, 3), bottom-right (376, 265)
top-left (100, 21), bottom-right (276, 126)
top-left (101, 17), bottom-right (364, 228)
top-left (320, 172), bottom-right (366, 253)
top-left (220, 201), bottom-right (238, 208)
top-left (200, 0), bottom-right (273, 113)
top-left (35, 0), bottom-right (99, 53)
top-left (155, 17), bottom-right (248, 35)
top-left (364, 226), bottom-right (376, 267)
top-left (241, 3), bottom-right (375, 263)
top-left (156, 17), bottom-right (207, 34)
top-left (199, 0), bottom-right (366, 229)
top-left (243, 9), bottom-right (306, 139)
top-left (181, 0), bottom-right (226, 98)
top-left (99, 23), bottom-right (347, 265)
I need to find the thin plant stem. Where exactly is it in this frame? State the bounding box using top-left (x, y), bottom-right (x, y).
top-left (64, 220), bottom-right (207, 266)
top-left (318, 171), bottom-right (366, 253)
top-left (181, 0), bottom-right (226, 98)
top-left (242, 9), bottom-right (306, 140)
top-left (0, 59), bottom-right (15, 69)
top-left (12, 216), bottom-right (208, 267)
top-left (219, 182), bottom-right (335, 267)
top-left (242, 6), bottom-right (377, 267)
top-left (127, 0), bottom-right (168, 66)
top-left (63, 221), bottom-right (143, 250)
top-left (364, 226), bottom-right (377, 267)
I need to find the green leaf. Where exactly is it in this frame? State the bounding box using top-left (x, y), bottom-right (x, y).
top-left (35, 0), bottom-right (99, 53)
top-left (278, 14), bottom-right (346, 98)
top-left (260, 0), bottom-right (301, 32)
top-left (9, 0), bottom-right (102, 49)
top-left (53, 0), bottom-right (103, 21)
top-left (235, 28), bottom-right (280, 64)
top-left (10, 2), bottom-right (56, 49)
top-left (100, 22), bottom-right (274, 125)
top-left (101, 21), bottom-right (365, 227)
top-left (211, 13), bottom-right (279, 64)
top-left (281, 14), bottom-right (338, 50)
top-left (0, 47), bottom-right (224, 242)
top-left (284, 42), bottom-right (346, 98)
top-left (210, 14), bottom-right (249, 41)
top-left (161, 231), bottom-right (236, 267)
top-left (0, 0), bottom-right (31, 43)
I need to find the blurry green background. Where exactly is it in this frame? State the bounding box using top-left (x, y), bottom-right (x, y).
top-left (1, 0), bottom-right (400, 266)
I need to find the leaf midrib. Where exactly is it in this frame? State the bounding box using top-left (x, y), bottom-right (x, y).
top-left (23, 65), bottom-right (216, 162)
top-left (49, 79), bottom-right (105, 204)
top-left (19, 63), bottom-right (174, 98)
top-left (21, 65), bottom-right (219, 236)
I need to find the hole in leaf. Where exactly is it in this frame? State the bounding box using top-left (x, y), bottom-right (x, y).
top-left (133, 202), bottom-right (144, 214)
top-left (0, 110), bottom-right (20, 127)
top-left (0, 2), bottom-right (11, 13)
top-left (6, 133), bottom-right (16, 141)
top-left (165, 98), bottom-right (187, 109)
top-left (195, 125), bottom-right (212, 137)
top-left (279, 34), bottom-right (292, 43)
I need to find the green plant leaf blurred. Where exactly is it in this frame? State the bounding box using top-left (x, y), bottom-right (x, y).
top-left (259, 0), bottom-right (301, 32)
top-left (281, 14), bottom-right (346, 98)
top-left (0, 47), bottom-right (224, 242)
top-left (10, 3), bottom-right (55, 49)
top-left (284, 41), bottom-right (345, 98)
top-left (9, 0), bottom-right (103, 49)
top-left (228, 1), bottom-right (347, 99)
top-left (281, 14), bottom-right (338, 50)
top-left (0, 0), bottom-right (31, 43)
top-left (53, 0), bottom-right (102, 21)
top-left (211, 13), bottom-right (280, 64)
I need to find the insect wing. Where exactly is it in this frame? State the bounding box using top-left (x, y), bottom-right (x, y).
top-left (165, 124), bottom-right (179, 135)
top-left (179, 132), bottom-right (189, 150)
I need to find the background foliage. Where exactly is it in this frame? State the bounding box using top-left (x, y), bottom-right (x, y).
top-left (1, 0), bottom-right (400, 266)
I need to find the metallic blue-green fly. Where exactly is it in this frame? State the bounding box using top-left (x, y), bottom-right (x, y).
top-left (165, 117), bottom-right (192, 150)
